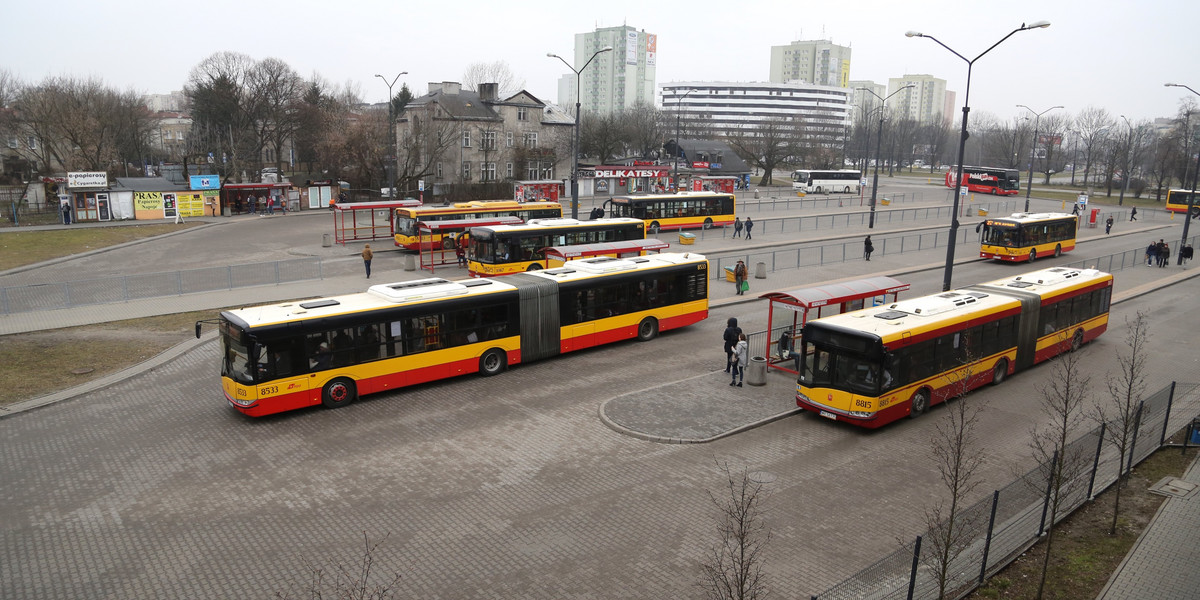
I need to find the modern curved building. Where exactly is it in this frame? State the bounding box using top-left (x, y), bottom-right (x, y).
top-left (661, 81), bottom-right (851, 147)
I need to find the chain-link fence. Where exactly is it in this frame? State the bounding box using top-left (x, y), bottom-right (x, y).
top-left (812, 381), bottom-right (1200, 600)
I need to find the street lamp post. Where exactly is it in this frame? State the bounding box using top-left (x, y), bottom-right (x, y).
top-left (907, 20), bottom-right (1051, 291)
top-left (1118, 115), bottom-right (1133, 206)
top-left (548, 46), bottom-right (613, 219)
top-left (1165, 83), bottom-right (1200, 264)
top-left (1068, 129), bottom-right (1079, 187)
top-left (1017, 104), bottom-right (1063, 212)
top-left (375, 72), bottom-right (407, 198)
top-left (857, 84), bottom-right (914, 228)
top-left (672, 88), bottom-right (697, 192)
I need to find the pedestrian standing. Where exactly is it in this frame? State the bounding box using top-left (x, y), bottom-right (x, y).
top-left (456, 235), bottom-right (468, 267)
top-left (1130, 206), bottom-right (1137, 221)
top-left (362, 244), bottom-right (374, 279)
top-left (60, 198), bottom-right (72, 225)
top-left (266, 194), bottom-right (275, 215)
top-left (864, 235), bottom-right (874, 261)
top-left (734, 260), bottom-right (748, 295)
top-left (1155, 240), bottom-right (1166, 267)
top-left (733, 217), bottom-right (743, 238)
top-left (730, 333), bottom-right (748, 387)
top-left (723, 317), bottom-right (742, 373)
top-left (1146, 241), bottom-right (1157, 266)
top-left (249, 194), bottom-right (257, 214)
top-left (744, 217), bottom-right (754, 240)
top-left (1160, 242), bottom-right (1170, 267)
top-left (1105, 216), bottom-right (1114, 234)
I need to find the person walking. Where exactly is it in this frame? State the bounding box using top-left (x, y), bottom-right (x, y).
top-left (730, 333), bottom-right (748, 387)
top-left (723, 317), bottom-right (742, 373)
top-left (1130, 206), bottom-right (1137, 221)
top-left (864, 235), bottom-right (874, 261)
top-left (1105, 216), bottom-right (1114, 234)
top-left (744, 217), bottom-right (754, 240)
top-left (362, 244), bottom-right (374, 279)
top-left (733, 217), bottom-right (743, 238)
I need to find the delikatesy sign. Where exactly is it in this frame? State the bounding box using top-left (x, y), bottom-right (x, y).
top-left (189, 175), bottom-right (221, 190)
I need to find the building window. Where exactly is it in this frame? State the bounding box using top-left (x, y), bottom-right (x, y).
top-left (437, 162), bottom-right (443, 179)
top-left (482, 130), bottom-right (497, 151)
top-left (506, 132), bottom-right (514, 148)
top-left (506, 162), bottom-right (513, 178)
top-left (6, 137), bottom-right (16, 149)
top-left (527, 163), bottom-right (539, 180)
top-left (481, 162), bottom-right (496, 182)
top-left (517, 107), bottom-right (528, 121)
top-left (523, 132), bottom-right (538, 148)
top-left (27, 136), bottom-right (37, 150)
top-left (540, 163), bottom-right (554, 179)
top-left (462, 131), bottom-right (471, 148)
top-left (462, 161), bottom-right (472, 181)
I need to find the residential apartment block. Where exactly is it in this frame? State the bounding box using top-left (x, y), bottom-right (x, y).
top-left (769, 39), bottom-right (852, 88)
top-left (557, 25), bottom-right (657, 116)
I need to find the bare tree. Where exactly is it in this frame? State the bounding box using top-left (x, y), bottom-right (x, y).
top-left (699, 461), bottom-right (772, 600)
top-left (248, 57), bottom-right (304, 173)
top-left (276, 531), bottom-right (403, 600)
top-left (1074, 106), bottom-right (1115, 188)
top-left (1028, 340), bottom-right (1091, 600)
top-left (622, 102), bottom-right (666, 159)
top-left (461, 61), bottom-right (525, 97)
top-left (579, 111), bottom-right (627, 164)
top-left (726, 116), bottom-right (806, 186)
top-left (185, 51), bottom-right (264, 179)
top-left (1094, 312), bottom-right (1150, 536)
top-left (1035, 113), bottom-right (1071, 184)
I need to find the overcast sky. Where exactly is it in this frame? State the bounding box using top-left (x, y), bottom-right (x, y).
top-left (8, 0), bottom-right (1199, 125)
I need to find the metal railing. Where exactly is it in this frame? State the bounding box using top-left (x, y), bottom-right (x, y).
top-left (812, 381), bottom-right (1200, 600)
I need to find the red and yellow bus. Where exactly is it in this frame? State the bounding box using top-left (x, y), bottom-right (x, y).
top-left (979, 212), bottom-right (1077, 262)
top-left (199, 252), bottom-right (708, 417)
top-left (795, 267), bottom-right (1112, 429)
top-left (1164, 189), bottom-right (1199, 217)
top-left (466, 217), bottom-right (646, 276)
top-left (604, 191), bottom-right (736, 234)
top-left (946, 166), bottom-right (1021, 196)
top-left (393, 200), bottom-right (561, 250)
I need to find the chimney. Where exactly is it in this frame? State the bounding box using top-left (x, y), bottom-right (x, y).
top-left (427, 81), bottom-right (462, 95)
top-left (479, 83), bottom-right (498, 101)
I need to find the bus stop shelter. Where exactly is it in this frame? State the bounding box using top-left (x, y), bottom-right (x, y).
top-left (757, 276), bottom-right (910, 374)
top-left (542, 238), bottom-right (670, 267)
top-left (332, 199), bottom-right (422, 244)
top-left (418, 216), bottom-right (523, 273)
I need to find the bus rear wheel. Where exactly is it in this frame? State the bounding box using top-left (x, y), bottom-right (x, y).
top-left (636, 317), bottom-right (659, 342)
top-left (909, 388), bottom-right (930, 419)
top-left (843, 186), bottom-right (851, 194)
top-left (1071, 329), bottom-right (1085, 352)
top-left (322, 378), bottom-right (356, 409)
top-left (703, 218), bottom-right (713, 229)
top-left (1028, 249), bottom-right (1037, 262)
top-left (991, 359), bottom-right (1009, 385)
top-left (479, 348), bottom-right (507, 376)
top-left (814, 186), bottom-right (824, 194)
top-left (649, 221), bottom-right (660, 234)
top-left (1054, 244), bottom-right (1062, 258)
top-left (526, 263), bottom-right (542, 272)
top-left (442, 237), bottom-right (456, 250)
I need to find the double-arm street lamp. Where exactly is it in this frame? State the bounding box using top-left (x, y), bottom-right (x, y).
top-left (375, 72), bottom-right (407, 198)
top-left (672, 89), bottom-right (697, 192)
top-left (858, 84), bottom-right (914, 228)
top-left (1165, 82), bottom-right (1200, 264)
top-left (548, 46), bottom-right (613, 219)
top-left (1118, 115), bottom-right (1133, 206)
top-left (1017, 104), bottom-right (1063, 212)
top-left (906, 20), bottom-right (1051, 291)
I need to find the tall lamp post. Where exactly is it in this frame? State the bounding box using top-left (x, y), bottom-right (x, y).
top-left (1118, 115), bottom-right (1133, 206)
top-left (1017, 104), bottom-right (1062, 212)
top-left (858, 84), bottom-right (914, 228)
top-left (375, 72), bottom-right (407, 198)
top-left (548, 46), bottom-right (613, 219)
top-left (907, 21), bottom-right (1051, 291)
top-left (1165, 83), bottom-right (1200, 264)
top-left (672, 88), bottom-right (697, 192)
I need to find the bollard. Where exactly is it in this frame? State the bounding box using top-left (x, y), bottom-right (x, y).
top-left (755, 261), bottom-right (766, 279)
top-left (404, 254), bottom-right (417, 272)
top-left (321, 233), bottom-right (332, 247)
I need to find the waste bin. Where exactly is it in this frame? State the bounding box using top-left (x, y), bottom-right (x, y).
top-left (746, 356), bottom-right (767, 386)
top-left (755, 261), bottom-right (767, 279)
top-left (679, 232), bottom-right (695, 245)
top-left (754, 189), bottom-right (760, 199)
top-left (404, 254), bottom-right (417, 272)
top-left (724, 266), bottom-right (737, 282)
top-left (322, 233), bottom-right (332, 247)
top-left (978, 208), bottom-right (988, 217)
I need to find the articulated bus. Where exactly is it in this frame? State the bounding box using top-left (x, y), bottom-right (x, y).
top-left (791, 169), bottom-right (862, 194)
top-left (979, 212), bottom-right (1077, 262)
top-left (201, 253), bottom-right (709, 417)
top-left (1165, 189), bottom-right (1200, 217)
top-left (466, 217), bottom-right (646, 276)
top-left (946, 166), bottom-right (1021, 196)
top-left (795, 267), bottom-right (1112, 429)
top-left (394, 200), bottom-right (562, 250)
top-left (604, 191), bottom-right (736, 233)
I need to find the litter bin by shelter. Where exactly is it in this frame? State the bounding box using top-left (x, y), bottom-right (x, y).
top-left (679, 232), bottom-right (696, 245)
top-left (404, 254), bottom-right (417, 271)
top-left (754, 189), bottom-right (760, 199)
top-left (746, 356), bottom-right (767, 386)
top-left (755, 261), bottom-right (767, 279)
top-left (322, 233), bottom-right (332, 247)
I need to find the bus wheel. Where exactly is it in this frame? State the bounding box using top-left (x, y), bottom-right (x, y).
top-left (649, 221), bottom-right (660, 234)
top-left (909, 388), bottom-right (930, 418)
top-left (843, 186), bottom-right (851, 194)
top-left (1054, 244), bottom-right (1062, 258)
top-left (442, 237), bottom-right (455, 250)
top-left (991, 359), bottom-right (1009, 386)
top-left (1191, 206), bottom-right (1200, 218)
top-left (526, 263), bottom-right (542, 272)
top-left (322, 378), bottom-right (356, 409)
top-left (1071, 329), bottom-right (1085, 352)
top-left (1028, 249), bottom-right (1037, 262)
top-left (703, 218), bottom-right (713, 230)
top-left (479, 348), bottom-right (507, 376)
top-left (814, 186), bottom-right (823, 194)
top-left (636, 317), bottom-right (659, 342)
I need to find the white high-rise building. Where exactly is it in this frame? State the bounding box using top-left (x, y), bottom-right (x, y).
top-left (769, 39), bottom-right (852, 88)
top-left (557, 25), bottom-right (657, 116)
top-left (887, 75), bottom-right (953, 127)
top-left (661, 81), bottom-right (851, 148)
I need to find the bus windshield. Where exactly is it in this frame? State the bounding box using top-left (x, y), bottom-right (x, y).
top-left (396, 215), bottom-right (418, 236)
top-left (468, 230), bottom-right (500, 264)
top-left (799, 327), bottom-right (883, 396)
top-left (222, 335), bottom-right (255, 385)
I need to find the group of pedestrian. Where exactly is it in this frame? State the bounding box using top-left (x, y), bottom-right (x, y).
top-left (1146, 239), bottom-right (1171, 268)
top-left (723, 318), bottom-right (747, 387)
top-left (732, 217), bottom-right (754, 239)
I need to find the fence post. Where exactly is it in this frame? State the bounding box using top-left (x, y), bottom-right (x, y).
top-left (1037, 450), bottom-right (1058, 537)
top-left (1126, 401), bottom-right (1145, 476)
top-left (274, 260), bottom-right (281, 285)
top-left (977, 489), bottom-right (1001, 585)
top-left (1087, 423), bottom-right (1106, 500)
top-left (907, 535), bottom-right (923, 600)
top-left (227, 265), bottom-right (233, 290)
top-left (1160, 381), bottom-right (1177, 446)
top-left (123, 276), bottom-right (130, 302)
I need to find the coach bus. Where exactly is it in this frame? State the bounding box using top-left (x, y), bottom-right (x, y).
top-left (394, 200), bottom-right (562, 250)
top-left (1165, 189), bottom-right (1199, 217)
top-left (946, 166), bottom-right (1021, 196)
top-left (795, 266), bottom-right (1112, 429)
top-left (979, 212), bottom-right (1077, 262)
top-left (791, 169), bottom-right (862, 194)
top-left (603, 191), bottom-right (736, 233)
top-left (200, 252), bottom-right (709, 417)
top-left (466, 217), bottom-right (646, 276)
